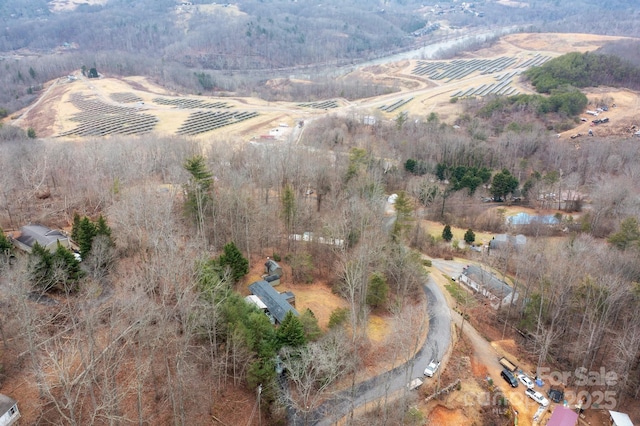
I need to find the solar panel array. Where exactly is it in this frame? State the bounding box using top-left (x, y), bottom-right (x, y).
top-left (58, 94), bottom-right (158, 137)
top-left (379, 97), bottom-right (414, 113)
top-left (450, 73), bottom-right (521, 98)
top-left (297, 100), bottom-right (339, 109)
top-left (176, 110), bottom-right (260, 136)
top-left (109, 92), bottom-right (143, 103)
top-left (517, 54), bottom-right (551, 69)
top-left (153, 98), bottom-right (231, 109)
top-left (411, 57), bottom-right (518, 81)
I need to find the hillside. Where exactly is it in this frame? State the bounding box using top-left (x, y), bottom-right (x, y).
top-left (2, 30), bottom-right (640, 426)
top-left (8, 33), bottom-right (640, 143)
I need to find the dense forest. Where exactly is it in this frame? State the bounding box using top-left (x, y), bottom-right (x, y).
top-left (525, 51), bottom-right (640, 93)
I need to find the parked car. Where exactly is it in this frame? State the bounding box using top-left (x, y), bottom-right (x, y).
top-left (548, 386), bottom-right (564, 403)
top-left (518, 373), bottom-right (535, 389)
top-left (501, 369), bottom-right (518, 388)
top-left (525, 388), bottom-right (549, 406)
top-left (424, 360), bottom-right (441, 377)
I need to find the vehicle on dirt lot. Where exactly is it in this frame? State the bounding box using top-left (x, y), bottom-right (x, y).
top-left (518, 373), bottom-right (535, 389)
top-left (548, 386), bottom-right (564, 403)
top-left (526, 388), bottom-right (549, 406)
top-left (501, 369), bottom-right (518, 387)
top-left (424, 360), bottom-right (441, 377)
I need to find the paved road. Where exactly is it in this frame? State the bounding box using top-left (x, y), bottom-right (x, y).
top-left (295, 274), bottom-right (452, 425)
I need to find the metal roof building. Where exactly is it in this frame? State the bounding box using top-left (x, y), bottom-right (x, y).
top-left (248, 280), bottom-right (298, 324)
top-left (13, 224), bottom-right (69, 253)
top-left (546, 406), bottom-right (578, 426)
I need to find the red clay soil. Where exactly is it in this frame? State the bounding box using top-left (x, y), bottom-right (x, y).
top-left (427, 404), bottom-right (469, 425)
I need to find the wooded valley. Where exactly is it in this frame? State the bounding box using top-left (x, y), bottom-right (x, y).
top-left (2, 1), bottom-right (640, 425)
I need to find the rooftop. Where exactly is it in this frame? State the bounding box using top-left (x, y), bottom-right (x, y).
top-left (248, 280), bottom-right (298, 323)
top-left (464, 265), bottom-right (513, 298)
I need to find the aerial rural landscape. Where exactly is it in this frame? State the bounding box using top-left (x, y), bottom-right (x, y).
top-left (1, 1), bottom-right (640, 425)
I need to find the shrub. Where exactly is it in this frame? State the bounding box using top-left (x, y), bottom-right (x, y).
top-left (328, 307), bottom-right (349, 329)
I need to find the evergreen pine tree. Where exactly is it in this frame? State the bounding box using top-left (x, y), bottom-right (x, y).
top-left (366, 272), bottom-right (389, 309)
top-left (78, 217), bottom-right (97, 257)
top-left (299, 308), bottom-right (322, 341)
top-left (276, 311), bottom-right (306, 349)
top-left (95, 215), bottom-right (112, 238)
top-left (0, 227), bottom-right (12, 254)
top-left (52, 242), bottom-right (83, 292)
top-left (71, 212), bottom-right (81, 242)
top-left (218, 242), bottom-right (248, 283)
top-left (442, 225), bottom-right (453, 242)
top-left (281, 184), bottom-right (296, 235)
top-left (183, 155), bottom-right (214, 235)
top-left (464, 229), bottom-right (476, 245)
top-left (29, 242), bottom-right (54, 292)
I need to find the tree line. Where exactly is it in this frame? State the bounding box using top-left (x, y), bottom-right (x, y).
top-left (525, 51), bottom-right (640, 93)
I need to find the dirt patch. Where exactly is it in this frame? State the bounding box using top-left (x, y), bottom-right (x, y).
top-left (471, 356), bottom-right (489, 378)
top-left (426, 405), bottom-right (470, 425)
top-left (499, 32), bottom-right (628, 54)
top-left (560, 88), bottom-right (640, 140)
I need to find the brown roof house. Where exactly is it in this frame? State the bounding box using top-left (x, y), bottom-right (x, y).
top-left (13, 224), bottom-right (69, 253)
top-left (0, 394), bottom-right (20, 426)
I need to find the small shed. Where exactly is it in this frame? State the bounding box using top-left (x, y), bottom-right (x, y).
top-left (249, 280), bottom-right (298, 324)
top-left (0, 394), bottom-right (20, 426)
top-left (264, 258), bottom-right (283, 278)
top-left (546, 406), bottom-right (578, 426)
top-left (264, 274), bottom-right (281, 287)
top-left (13, 224), bottom-right (69, 253)
top-left (609, 411), bottom-right (634, 426)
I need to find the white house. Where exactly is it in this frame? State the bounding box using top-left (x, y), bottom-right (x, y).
top-left (0, 394), bottom-right (20, 426)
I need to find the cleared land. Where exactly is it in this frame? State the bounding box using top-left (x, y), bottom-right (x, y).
top-left (8, 33), bottom-right (640, 143)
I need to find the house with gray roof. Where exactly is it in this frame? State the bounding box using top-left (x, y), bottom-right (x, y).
top-left (248, 280), bottom-right (298, 324)
top-left (13, 224), bottom-right (69, 253)
top-left (0, 394), bottom-right (20, 426)
top-left (460, 264), bottom-right (518, 309)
